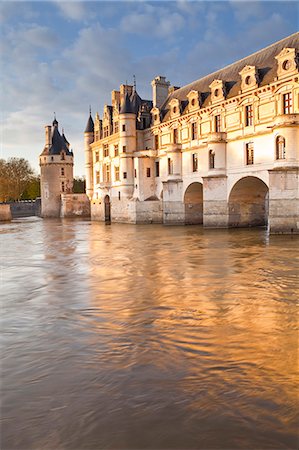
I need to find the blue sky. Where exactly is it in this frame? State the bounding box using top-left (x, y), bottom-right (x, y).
top-left (1, 1), bottom-right (298, 176)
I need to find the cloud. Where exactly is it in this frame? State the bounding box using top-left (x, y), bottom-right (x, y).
top-left (53, 1), bottom-right (87, 21)
top-left (120, 5), bottom-right (185, 38)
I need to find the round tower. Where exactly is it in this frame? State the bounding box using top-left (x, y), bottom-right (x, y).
top-left (119, 92), bottom-right (136, 198)
top-left (39, 117), bottom-right (74, 218)
top-left (84, 109), bottom-right (94, 199)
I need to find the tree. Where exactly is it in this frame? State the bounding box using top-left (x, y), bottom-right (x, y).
top-left (73, 176), bottom-right (86, 194)
top-left (0, 158), bottom-right (35, 202)
top-left (21, 176), bottom-right (41, 200)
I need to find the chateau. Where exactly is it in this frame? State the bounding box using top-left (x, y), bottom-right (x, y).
top-left (83, 32), bottom-right (299, 233)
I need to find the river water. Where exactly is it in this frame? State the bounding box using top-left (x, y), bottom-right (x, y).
top-left (1, 218), bottom-right (298, 450)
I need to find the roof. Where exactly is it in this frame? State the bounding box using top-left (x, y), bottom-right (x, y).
top-left (85, 114), bottom-right (94, 133)
top-left (161, 32), bottom-right (299, 119)
top-left (120, 92), bottom-right (135, 114)
top-left (49, 126), bottom-right (72, 155)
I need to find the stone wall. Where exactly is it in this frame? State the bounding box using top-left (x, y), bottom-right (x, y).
top-left (60, 194), bottom-right (91, 218)
top-left (268, 168), bottom-right (299, 234)
top-left (0, 204), bottom-right (12, 221)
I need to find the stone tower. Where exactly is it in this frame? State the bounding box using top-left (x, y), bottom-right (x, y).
top-left (39, 117), bottom-right (74, 217)
top-left (84, 110), bottom-right (94, 199)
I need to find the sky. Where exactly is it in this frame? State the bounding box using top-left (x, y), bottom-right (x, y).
top-left (1, 1), bottom-right (298, 177)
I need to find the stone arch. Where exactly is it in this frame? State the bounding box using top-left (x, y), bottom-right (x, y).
top-left (184, 182), bottom-right (203, 224)
top-left (228, 176), bottom-right (269, 227)
top-left (104, 194), bottom-right (111, 222)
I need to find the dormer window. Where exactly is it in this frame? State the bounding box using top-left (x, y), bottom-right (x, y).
top-left (187, 90), bottom-right (200, 111)
top-left (209, 80), bottom-right (226, 103)
top-left (169, 98), bottom-right (180, 118)
top-left (151, 107), bottom-right (160, 125)
top-left (275, 48), bottom-right (298, 79)
top-left (239, 66), bottom-right (259, 92)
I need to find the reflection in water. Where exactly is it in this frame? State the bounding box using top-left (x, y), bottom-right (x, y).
top-left (1, 218), bottom-right (298, 449)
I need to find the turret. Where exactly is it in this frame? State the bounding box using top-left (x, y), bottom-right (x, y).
top-left (119, 93), bottom-right (136, 197)
top-left (39, 116), bottom-right (74, 217)
top-left (84, 109), bottom-right (94, 199)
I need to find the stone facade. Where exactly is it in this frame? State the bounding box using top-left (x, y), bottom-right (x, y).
top-left (40, 118), bottom-right (90, 218)
top-left (85, 33), bottom-right (299, 233)
top-left (0, 204), bottom-right (12, 221)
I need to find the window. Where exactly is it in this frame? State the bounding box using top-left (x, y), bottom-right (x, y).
top-left (122, 124), bottom-right (126, 132)
top-left (95, 151), bottom-right (99, 162)
top-left (168, 158), bottom-right (173, 175)
top-left (51, 156), bottom-right (54, 161)
top-left (114, 145), bottom-right (119, 157)
top-left (283, 93), bottom-right (292, 114)
top-left (61, 152), bottom-right (65, 160)
top-left (192, 153), bottom-right (198, 172)
top-left (103, 164), bottom-right (110, 182)
top-left (123, 172), bottom-right (127, 179)
top-left (155, 161), bottom-right (160, 177)
top-left (96, 171), bottom-right (100, 184)
top-left (103, 126), bottom-right (109, 138)
top-left (173, 128), bottom-right (178, 144)
top-left (118, 191), bottom-right (121, 200)
top-left (146, 168), bottom-right (151, 177)
top-left (215, 115), bottom-right (221, 132)
top-left (122, 145), bottom-right (126, 153)
top-left (191, 122), bottom-right (198, 140)
top-left (114, 121), bottom-right (119, 133)
top-left (209, 150), bottom-right (215, 169)
top-left (61, 181), bottom-right (65, 192)
top-left (245, 105), bottom-right (253, 126)
top-left (154, 134), bottom-right (159, 150)
top-left (115, 166), bottom-right (120, 181)
top-left (276, 136), bottom-right (286, 160)
top-left (134, 169), bottom-right (137, 178)
top-left (103, 144), bottom-right (109, 157)
top-left (61, 168), bottom-right (64, 176)
top-left (246, 143), bottom-right (254, 165)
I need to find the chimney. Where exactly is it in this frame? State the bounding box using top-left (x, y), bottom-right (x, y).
top-left (45, 125), bottom-right (51, 147)
top-left (151, 76), bottom-right (170, 108)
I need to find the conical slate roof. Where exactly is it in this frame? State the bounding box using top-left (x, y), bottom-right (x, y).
top-left (120, 92), bottom-right (135, 114)
top-left (49, 126), bottom-right (72, 155)
top-left (130, 90), bottom-right (142, 114)
top-left (85, 114), bottom-right (94, 133)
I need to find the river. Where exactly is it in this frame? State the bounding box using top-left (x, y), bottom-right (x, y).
top-left (1, 217), bottom-right (298, 449)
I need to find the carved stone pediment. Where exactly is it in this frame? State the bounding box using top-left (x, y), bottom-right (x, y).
top-left (239, 65), bottom-right (259, 92)
top-left (169, 98), bottom-right (181, 118)
top-left (151, 107), bottom-right (160, 125)
top-left (209, 79), bottom-right (226, 103)
top-left (187, 90), bottom-right (201, 110)
top-left (275, 48), bottom-right (298, 79)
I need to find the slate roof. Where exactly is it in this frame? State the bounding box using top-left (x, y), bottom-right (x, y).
top-left (161, 32), bottom-right (299, 120)
top-left (49, 126), bottom-right (72, 155)
top-left (85, 114), bottom-right (94, 133)
top-left (120, 92), bottom-right (134, 114)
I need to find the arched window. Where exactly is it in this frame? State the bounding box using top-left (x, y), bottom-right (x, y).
top-left (276, 136), bottom-right (286, 160)
top-left (209, 150), bottom-right (215, 169)
top-left (61, 168), bottom-right (64, 176)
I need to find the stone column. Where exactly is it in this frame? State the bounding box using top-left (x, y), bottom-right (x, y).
top-left (203, 175), bottom-right (228, 228)
top-left (268, 168), bottom-right (299, 234)
top-left (162, 179), bottom-right (184, 225)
